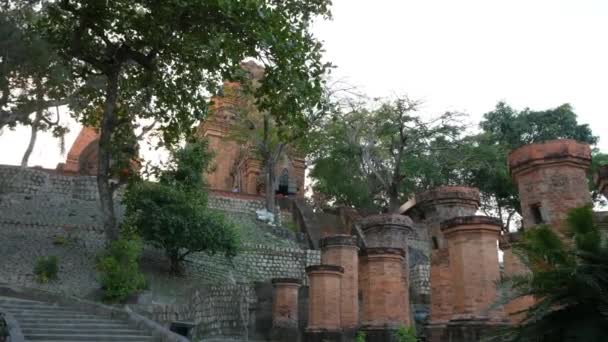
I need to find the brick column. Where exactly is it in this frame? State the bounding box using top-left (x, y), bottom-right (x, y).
top-left (358, 214), bottom-right (415, 327)
top-left (440, 216), bottom-right (502, 321)
top-left (320, 235), bottom-right (359, 331)
top-left (244, 159), bottom-right (263, 195)
top-left (271, 278), bottom-right (301, 341)
top-left (305, 265), bottom-right (344, 342)
top-left (406, 187), bottom-right (481, 340)
top-left (508, 139), bottom-right (592, 232)
top-left (360, 247), bottom-right (408, 340)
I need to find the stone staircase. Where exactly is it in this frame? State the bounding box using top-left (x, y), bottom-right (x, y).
top-left (0, 296), bottom-right (154, 341)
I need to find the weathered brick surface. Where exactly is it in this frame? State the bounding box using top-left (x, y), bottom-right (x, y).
top-left (441, 216), bottom-right (502, 321)
top-left (305, 265), bottom-right (344, 332)
top-left (271, 278), bottom-right (301, 329)
top-left (500, 233), bottom-right (534, 324)
top-left (359, 248), bottom-right (409, 328)
top-left (508, 139), bottom-right (592, 231)
top-left (405, 186), bottom-right (481, 328)
top-left (358, 214), bottom-right (415, 321)
top-left (320, 235), bottom-right (359, 329)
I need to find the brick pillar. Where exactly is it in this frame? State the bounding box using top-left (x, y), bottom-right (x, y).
top-left (360, 247), bottom-right (409, 340)
top-left (508, 139), bottom-right (592, 232)
top-left (320, 235), bottom-right (359, 331)
top-left (407, 187), bottom-right (480, 340)
top-left (271, 278), bottom-right (301, 341)
top-left (440, 216), bottom-right (502, 321)
top-left (305, 265), bottom-right (344, 342)
top-left (358, 214), bottom-right (415, 327)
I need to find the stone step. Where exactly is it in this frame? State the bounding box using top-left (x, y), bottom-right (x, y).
top-left (23, 327), bottom-right (148, 335)
top-left (10, 311), bottom-right (102, 319)
top-left (0, 304), bottom-right (85, 312)
top-left (19, 322), bottom-right (131, 330)
top-left (26, 334), bottom-right (153, 341)
top-left (17, 317), bottom-right (128, 325)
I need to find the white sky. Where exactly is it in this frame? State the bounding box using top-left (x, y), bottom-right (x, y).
top-left (1, 0), bottom-right (607, 168)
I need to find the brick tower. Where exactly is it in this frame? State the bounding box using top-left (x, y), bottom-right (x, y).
top-left (508, 139), bottom-right (592, 231)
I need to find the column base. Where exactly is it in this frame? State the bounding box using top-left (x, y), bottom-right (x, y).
top-left (271, 325), bottom-right (300, 342)
top-left (304, 328), bottom-right (344, 342)
top-left (446, 317), bottom-right (509, 342)
top-left (425, 322), bottom-right (448, 342)
top-left (359, 325), bottom-right (403, 342)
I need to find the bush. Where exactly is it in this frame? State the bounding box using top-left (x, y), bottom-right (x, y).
top-left (123, 140), bottom-right (240, 274)
top-left (97, 238), bottom-right (146, 302)
top-left (34, 256), bottom-right (58, 283)
top-left (395, 326), bottom-right (417, 342)
top-left (355, 331), bottom-right (366, 342)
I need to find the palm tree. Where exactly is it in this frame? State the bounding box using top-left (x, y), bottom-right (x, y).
top-left (498, 205), bottom-right (608, 341)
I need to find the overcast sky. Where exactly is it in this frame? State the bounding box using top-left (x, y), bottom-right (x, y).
top-left (1, 0), bottom-right (607, 168)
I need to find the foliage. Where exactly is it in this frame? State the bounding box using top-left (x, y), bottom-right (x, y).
top-left (34, 256), bottom-right (59, 283)
top-left (462, 102), bottom-right (599, 231)
top-left (309, 96), bottom-right (466, 212)
top-left (96, 238), bottom-right (146, 302)
top-left (0, 3), bottom-right (72, 165)
top-left (499, 206), bottom-right (608, 341)
top-left (123, 140), bottom-right (239, 274)
top-left (395, 326), bottom-right (417, 342)
top-left (355, 330), bottom-right (367, 342)
top-left (36, 0), bottom-right (332, 241)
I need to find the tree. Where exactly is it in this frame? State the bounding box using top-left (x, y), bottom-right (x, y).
top-left (227, 66), bottom-right (334, 214)
top-left (309, 96), bottom-right (466, 212)
top-left (123, 139), bottom-right (239, 275)
top-left (498, 206), bottom-right (608, 341)
top-left (37, 0), bottom-right (331, 241)
top-left (463, 102), bottom-right (599, 231)
top-left (0, 3), bottom-right (71, 165)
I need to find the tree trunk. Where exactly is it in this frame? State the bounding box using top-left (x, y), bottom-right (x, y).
top-left (98, 71), bottom-right (120, 242)
top-left (265, 157), bottom-right (276, 213)
top-left (21, 80), bottom-right (44, 167)
top-left (21, 115), bottom-right (39, 167)
top-left (388, 184), bottom-right (401, 213)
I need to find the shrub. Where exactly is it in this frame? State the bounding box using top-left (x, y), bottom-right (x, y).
top-left (395, 326), bottom-right (417, 342)
top-left (97, 238), bottom-right (146, 302)
top-left (123, 140), bottom-right (240, 274)
top-left (355, 331), bottom-right (366, 342)
top-left (34, 256), bottom-right (58, 283)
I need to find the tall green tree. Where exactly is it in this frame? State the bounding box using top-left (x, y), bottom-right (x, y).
top-left (463, 102), bottom-right (599, 231)
top-left (309, 96), bottom-right (466, 212)
top-left (37, 0), bottom-right (331, 241)
top-left (497, 206), bottom-right (608, 341)
top-left (0, 3), bottom-right (71, 165)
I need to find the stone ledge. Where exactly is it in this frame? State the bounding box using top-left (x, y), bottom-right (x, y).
top-left (305, 265), bottom-right (344, 273)
top-left (319, 235), bottom-right (358, 248)
top-left (360, 247), bottom-right (405, 257)
top-left (271, 277), bottom-right (302, 285)
top-left (358, 214), bottom-right (413, 231)
top-left (440, 216), bottom-right (502, 231)
top-left (415, 186), bottom-right (480, 207)
top-left (508, 139), bottom-right (591, 177)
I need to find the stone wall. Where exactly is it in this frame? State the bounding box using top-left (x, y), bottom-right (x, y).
top-left (0, 165), bottom-right (117, 232)
top-left (207, 190), bottom-right (265, 213)
top-left (187, 244), bottom-right (320, 285)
